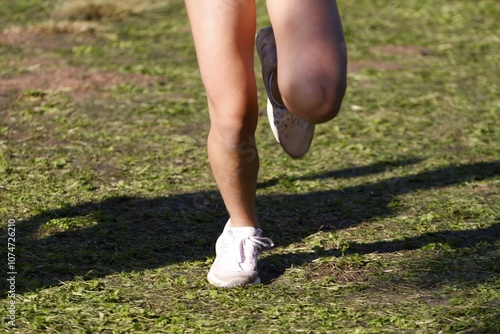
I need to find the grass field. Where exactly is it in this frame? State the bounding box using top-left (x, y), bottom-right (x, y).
top-left (1, 0), bottom-right (499, 332)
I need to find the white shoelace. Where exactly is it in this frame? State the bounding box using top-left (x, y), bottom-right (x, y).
top-left (239, 236), bottom-right (274, 270)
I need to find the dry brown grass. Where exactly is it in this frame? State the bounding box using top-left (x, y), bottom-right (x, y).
top-left (0, 0), bottom-right (167, 36)
top-left (1, 20), bottom-right (102, 37)
top-left (32, 20), bottom-right (101, 34)
top-left (51, 0), bottom-right (166, 21)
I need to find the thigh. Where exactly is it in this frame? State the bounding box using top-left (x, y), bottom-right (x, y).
top-left (266, 0), bottom-right (347, 92)
top-left (185, 0), bottom-right (258, 119)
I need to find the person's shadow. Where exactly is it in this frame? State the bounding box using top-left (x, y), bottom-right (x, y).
top-left (2, 159), bottom-right (499, 295)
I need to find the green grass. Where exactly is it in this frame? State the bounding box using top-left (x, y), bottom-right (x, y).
top-left (1, 0), bottom-right (499, 332)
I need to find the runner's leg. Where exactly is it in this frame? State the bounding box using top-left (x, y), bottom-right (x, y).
top-left (185, 0), bottom-right (259, 228)
top-left (266, 0), bottom-right (347, 124)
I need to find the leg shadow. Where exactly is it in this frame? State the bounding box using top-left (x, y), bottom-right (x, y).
top-left (1, 160), bottom-right (498, 294)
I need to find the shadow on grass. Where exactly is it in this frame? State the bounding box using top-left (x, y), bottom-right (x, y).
top-left (1, 159), bottom-right (498, 295)
top-left (259, 223), bottom-right (500, 285)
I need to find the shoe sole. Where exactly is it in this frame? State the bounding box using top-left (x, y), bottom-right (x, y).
top-left (207, 272), bottom-right (261, 288)
top-left (267, 99), bottom-right (315, 159)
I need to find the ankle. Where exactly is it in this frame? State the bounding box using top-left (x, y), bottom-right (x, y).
top-left (227, 218), bottom-right (260, 229)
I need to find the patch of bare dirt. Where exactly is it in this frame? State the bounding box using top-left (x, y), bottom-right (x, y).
top-left (0, 66), bottom-right (159, 99)
top-left (0, 30), bottom-right (36, 45)
top-left (0, 26), bottom-right (97, 50)
top-left (348, 60), bottom-right (404, 73)
top-left (348, 45), bottom-right (435, 73)
top-left (371, 45), bottom-right (434, 56)
top-left (0, 27), bottom-right (161, 106)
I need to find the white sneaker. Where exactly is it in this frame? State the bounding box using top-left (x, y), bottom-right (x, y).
top-left (207, 220), bottom-right (274, 288)
top-left (257, 27), bottom-right (315, 159)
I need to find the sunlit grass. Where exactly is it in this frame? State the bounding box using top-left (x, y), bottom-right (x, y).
top-left (0, 0), bottom-right (498, 332)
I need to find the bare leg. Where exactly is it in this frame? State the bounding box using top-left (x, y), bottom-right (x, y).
top-left (266, 0), bottom-right (347, 124)
top-left (185, 0), bottom-right (259, 228)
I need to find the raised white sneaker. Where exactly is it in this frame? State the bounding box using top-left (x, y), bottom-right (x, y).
top-left (266, 97), bottom-right (315, 159)
top-left (256, 27), bottom-right (315, 159)
top-left (207, 220), bottom-right (274, 288)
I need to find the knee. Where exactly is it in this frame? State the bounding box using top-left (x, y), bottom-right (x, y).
top-left (281, 69), bottom-right (347, 124)
top-left (208, 99), bottom-right (258, 149)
